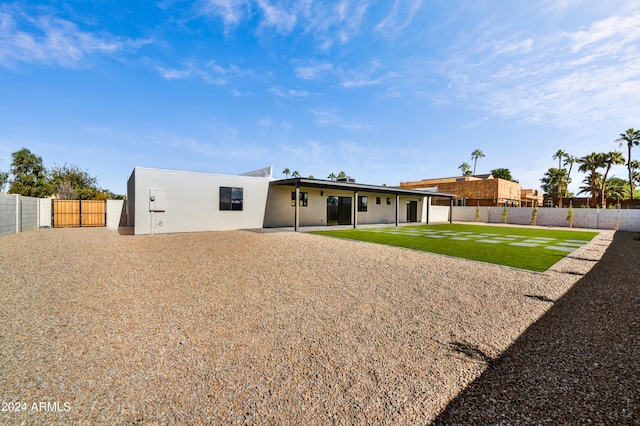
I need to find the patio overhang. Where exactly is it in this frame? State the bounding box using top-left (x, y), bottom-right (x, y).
top-left (270, 178), bottom-right (456, 231)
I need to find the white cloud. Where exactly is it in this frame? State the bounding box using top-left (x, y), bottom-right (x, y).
top-left (0, 5), bottom-right (144, 68)
top-left (566, 12), bottom-right (640, 53)
top-left (269, 87), bottom-right (310, 97)
top-left (293, 61), bottom-right (334, 80)
top-left (256, 0), bottom-right (297, 33)
top-left (154, 59), bottom-right (254, 84)
top-left (197, 0), bottom-right (248, 29)
top-left (439, 9), bottom-right (640, 127)
top-left (374, 0), bottom-right (422, 35)
top-left (312, 108), bottom-right (370, 130)
top-left (196, 0), bottom-right (430, 49)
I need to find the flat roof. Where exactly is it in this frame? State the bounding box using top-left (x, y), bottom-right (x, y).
top-left (271, 178), bottom-right (456, 198)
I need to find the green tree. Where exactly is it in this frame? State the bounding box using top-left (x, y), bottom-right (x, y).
top-left (327, 173), bottom-right (337, 181)
top-left (8, 148), bottom-right (55, 197)
top-left (578, 172), bottom-right (602, 204)
top-left (563, 154), bottom-right (578, 197)
top-left (604, 177), bottom-right (630, 203)
top-left (282, 168), bottom-right (291, 178)
top-left (337, 171), bottom-right (347, 179)
top-left (552, 150), bottom-right (567, 207)
top-left (566, 204), bottom-right (574, 228)
top-left (0, 171), bottom-right (7, 192)
top-left (0, 156), bottom-right (7, 191)
top-left (616, 128), bottom-right (640, 199)
top-left (49, 164), bottom-right (100, 200)
top-left (540, 168), bottom-right (567, 201)
top-left (458, 162), bottom-right (472, 176)
top-left (578, 152), bottom-right (605, 207)
top-left (630, 160), bottom-right (640, 192)
top-left (599, 151), bottom-right (625, 207)
top-left (489, 168), bottom-right (516, 181)
top-left (291, 170), bottom-right (301, 178)
top-left (471, 149), bottom-right (485, 175)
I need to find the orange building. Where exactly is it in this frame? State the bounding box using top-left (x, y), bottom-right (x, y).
top-left (399, 174), bottom-right (542, 207)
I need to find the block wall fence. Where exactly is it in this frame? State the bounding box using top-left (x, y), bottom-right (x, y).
top-left (452, 206), bottom-right (640, 232)
top-left (0, 194), bottom-right (124, 237)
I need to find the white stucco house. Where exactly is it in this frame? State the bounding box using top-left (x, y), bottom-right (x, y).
top-left (126, 166), bottom-right (455, 235)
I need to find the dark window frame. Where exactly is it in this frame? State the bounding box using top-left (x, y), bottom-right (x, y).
top-left (220, 187), bottom-right (243, 211)
top-left (358, 195), bottom-right (368, 212)
top-left (291, 191), bottom-right (309, 207)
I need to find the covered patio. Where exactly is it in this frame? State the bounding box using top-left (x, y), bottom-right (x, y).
top-left (266, 177), bottom-right (456, 231)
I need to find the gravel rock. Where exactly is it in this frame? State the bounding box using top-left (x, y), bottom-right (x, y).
top-left (0, 227), bottom-right (631, 425)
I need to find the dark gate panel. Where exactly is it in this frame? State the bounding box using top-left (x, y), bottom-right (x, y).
top-left (52, 200), bottom-right (106, 228)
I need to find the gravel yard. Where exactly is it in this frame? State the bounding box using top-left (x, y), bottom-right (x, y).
top-left (0, 226), bottom-right (635, 424)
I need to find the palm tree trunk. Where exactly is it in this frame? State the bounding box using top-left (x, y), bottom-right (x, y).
top-left (601, 166), bottom-right (611, 208)
top-left (629, 144), bottom-right (635, 200)
top-left (565, 163), bottom-right (573, 198)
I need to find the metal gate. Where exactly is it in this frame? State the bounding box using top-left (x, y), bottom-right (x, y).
top-left (52, 200), bottom-right (106, 228)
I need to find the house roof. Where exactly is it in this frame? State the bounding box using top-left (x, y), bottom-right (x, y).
top-left (271, 177), bottom-right (456, 199)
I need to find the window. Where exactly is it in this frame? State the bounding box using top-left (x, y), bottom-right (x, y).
top-left (386, 197), bottom-right (391, 205)
top-left (376, 196), bottom-right (381, 205)
top-left (358, 196), bottom-right (368, 212)
top-left (291, 191), bottom-right (308, 207)
top-left (220, 187), bottom-right (243, 211)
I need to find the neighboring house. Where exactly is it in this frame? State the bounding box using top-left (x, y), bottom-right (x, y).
top-left (126, 166), bottom-right (455, 235)
top-left (400, 174), bottom-right (542, 207)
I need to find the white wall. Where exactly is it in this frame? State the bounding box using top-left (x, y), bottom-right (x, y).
top-left (106, 200), bottom-right (125, 230)
top-left (39, 199), bottom-right (51, 228)
top-left (129, 167), bottom-right (271, 235)
top-left (428, 205), bottom-right (451, 223)
top-left (452, 206), bottom-right (640, 231)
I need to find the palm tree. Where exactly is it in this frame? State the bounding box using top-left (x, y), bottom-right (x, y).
top-left (563, 154), bottom-right (578, 198)
top-left (282, 168), bottom-right (291, 178)
top-left (458, 162), bottom-right (472, 176)
top-left (630, 160), bottom-right (640, 192)
top-left (604, 177), bottom-right (630, 203)
top-left (578, 153), bottom-right (605, 207)
top-left (540, 168), bottom-right (567, 203)
top-left (577, 172), bottom-right (603, 204)
top-left (471, 149), bottom-right (485, 175)
top-left (552, 150), bottom-right (567, 207)
top-left (616, 128), bottom-right (640, 199)
top-left (291, 170), bottom-right (301, 178)
top-left (600, 151), bottom-right (626, 208)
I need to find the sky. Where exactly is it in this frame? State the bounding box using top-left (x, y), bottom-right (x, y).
top-left (1, 0), bottom-right (639, 196)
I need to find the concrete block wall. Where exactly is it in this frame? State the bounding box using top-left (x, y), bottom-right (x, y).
top-left (0, 194), bottom-right (43, 237)
top-left (19, 196), bottom-right (39, 232)
top-left (0, 194), bottom-right (18, 237)
top-left (452, 206), bottom-right (640, 232)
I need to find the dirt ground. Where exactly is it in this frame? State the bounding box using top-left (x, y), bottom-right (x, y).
top-left (0, 227), bottom-right (636, 424)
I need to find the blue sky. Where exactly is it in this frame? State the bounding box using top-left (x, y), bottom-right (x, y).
top-left (1, 0), bottom-right (639, 196)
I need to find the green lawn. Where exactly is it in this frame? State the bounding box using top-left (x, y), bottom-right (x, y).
top-left (310, 224), bottom-right (599, 272)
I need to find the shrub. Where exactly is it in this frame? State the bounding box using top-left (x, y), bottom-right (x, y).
top-left (531, 207), bottom-right (538, 225)
top-left (502, 207), bottom-right (509, 224)
top-left (566, 205), bottom-right (574, 228)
